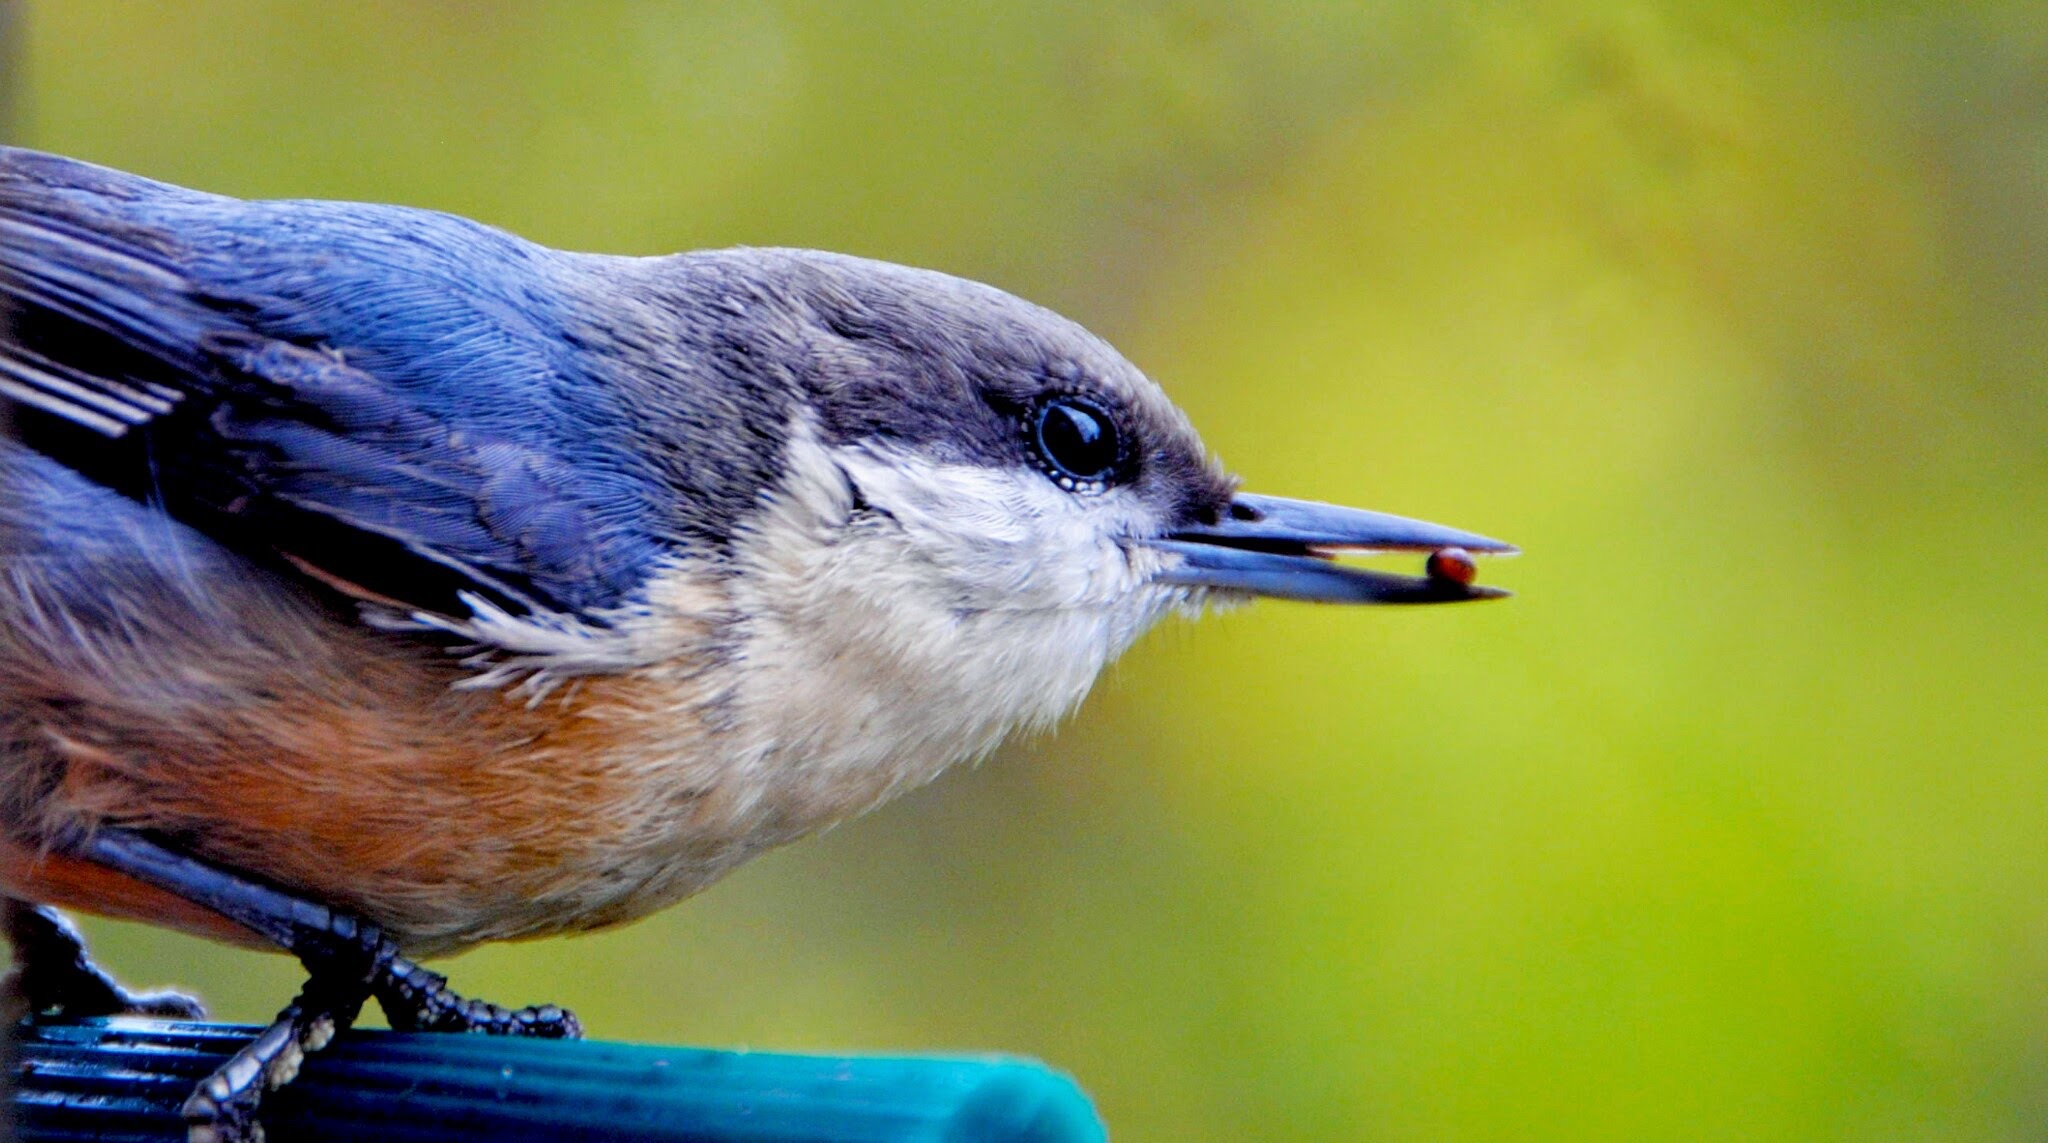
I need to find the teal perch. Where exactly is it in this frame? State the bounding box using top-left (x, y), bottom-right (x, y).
top-left (8, 1018), bottom-right (1105, 1143)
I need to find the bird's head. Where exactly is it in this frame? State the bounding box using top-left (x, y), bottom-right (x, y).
top-left (623, 249), bottom-right (1512, 765)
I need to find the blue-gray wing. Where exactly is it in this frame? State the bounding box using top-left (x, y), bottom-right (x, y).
top-left (0, 147), bottom-right (664, 618)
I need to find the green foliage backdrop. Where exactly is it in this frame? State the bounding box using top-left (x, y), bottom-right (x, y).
top-left (12, 3), bottom-right (2047, 1139)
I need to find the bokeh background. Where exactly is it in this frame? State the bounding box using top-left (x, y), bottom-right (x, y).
top-left (6, 3), bottom-right (2048, 1139)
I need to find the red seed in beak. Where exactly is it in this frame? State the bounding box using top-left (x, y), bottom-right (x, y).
top-left (1425, 547), bottom-right (1478, 586)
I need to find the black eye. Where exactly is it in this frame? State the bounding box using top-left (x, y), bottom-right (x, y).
top-left (1032, 398), bottom-right (1121, 490)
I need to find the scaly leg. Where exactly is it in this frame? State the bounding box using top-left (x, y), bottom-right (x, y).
top-left (1, 898), bottom-right (205, 1021)
top-left (177, 973), bottom-right (366, 1143)
top-left (66, 828), bottom-right (579, 1143)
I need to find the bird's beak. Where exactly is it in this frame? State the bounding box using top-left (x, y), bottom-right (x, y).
top-left (1145, 492), bottom-right (1516, 604)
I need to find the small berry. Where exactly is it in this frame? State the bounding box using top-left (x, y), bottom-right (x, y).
top-left (1425, 547), bottom-right (1478, 586)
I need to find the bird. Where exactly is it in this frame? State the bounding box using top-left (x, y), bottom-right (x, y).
top-left (0, 146), bottom-right (1512, 1141)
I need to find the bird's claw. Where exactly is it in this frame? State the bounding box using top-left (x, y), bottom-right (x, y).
top-left (106, 985), bottom-right (208, 1021)
top-left (30, 834), bottom-right (579, 1139)
top-left (181, 991), bottom-right (347, 1143)
top-left (182, 1071), bottom-right (266, 1143)
top-left (374, 956), bottom-right (581, 1038)
top-left (2, 900), bottom-right (206, 1021)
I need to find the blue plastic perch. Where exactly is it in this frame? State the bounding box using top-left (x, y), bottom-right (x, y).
top-left (7, 1018), bottom-right (1106, 1142)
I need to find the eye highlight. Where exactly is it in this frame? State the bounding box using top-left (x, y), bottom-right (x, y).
top-left (1030, 397), bottom-right (1121, 492)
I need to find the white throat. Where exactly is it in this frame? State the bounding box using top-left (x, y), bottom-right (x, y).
top-left (719, 421), bottom-right (1182, 829)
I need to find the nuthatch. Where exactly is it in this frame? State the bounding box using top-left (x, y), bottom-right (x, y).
top-left (0, 148), bottom-right (1511, 1139)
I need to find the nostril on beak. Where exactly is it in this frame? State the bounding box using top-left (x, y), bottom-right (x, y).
top-left (1228, 500), bottom-right (1262, 522)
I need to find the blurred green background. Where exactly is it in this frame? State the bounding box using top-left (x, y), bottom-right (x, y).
top-left (8, 2), bottom-right (2048, 1139)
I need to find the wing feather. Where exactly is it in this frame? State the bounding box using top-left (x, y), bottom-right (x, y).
top-left (0, 147), bottom-right (660, 620)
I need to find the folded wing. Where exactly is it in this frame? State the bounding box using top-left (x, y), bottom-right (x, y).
top-left (0, 147), bottom-right (662, 620)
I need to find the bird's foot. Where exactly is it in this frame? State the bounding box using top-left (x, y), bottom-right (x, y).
top-left (181, 977), bottom-right (359, 1143)
top-left (266, 886), bottom-right (580, 1039)
top-left (375, 956), bottom-right (581, 1038)
top-left (1, 899), bottom-right (206, 1022)
top-left (177, 912), bottom-right (579, 1143)
top-left (64, 829), bottom-right (580, 1140)
top-left (180, 901), bottom-right (385, 1143)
